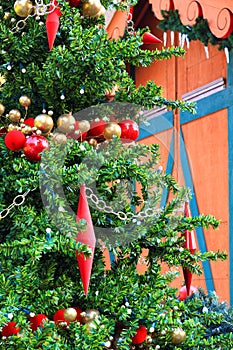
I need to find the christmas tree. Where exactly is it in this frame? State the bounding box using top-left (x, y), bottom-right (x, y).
top-left (0, 0), bottom-right (232, 349)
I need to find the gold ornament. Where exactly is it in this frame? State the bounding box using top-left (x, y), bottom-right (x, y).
top-left (9, 109), bottom-right (21, 123)
top-left (171, 328), bottom-right (186, 345)
top-left (21, 125), bottom-right (32, 135)
top-left (81, 309), bottom-right (100, 324)
top-left (64, 308), bottom-right (78, 322)
top-left (103, 122), bottom-right (121, 140)
top-left (0, 74), bottom-right (6, 86)
top-left (57, 113), bottom-right (75, 133)
top-left (14, 0), bottom-right (33, 18)
top-left (8, 124), bottom-right (18, 132)
top-left (78, 120), bottom-right (90, 132)
top-left (82, 0), bottom-right (102, 18)
top-left (0, 103), bottom-right (5, 115)
top-left (52, 132), bottom-right (67, 144)
top-left (19, 95), bottom-right (31, 108)
top-left (89, 138), bottom-right (98, 147)
top-left (34, 114), bottom-right (54, 133)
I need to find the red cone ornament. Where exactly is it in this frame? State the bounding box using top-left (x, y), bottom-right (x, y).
top-left (182, 201), bottom-right (197, 295)
top-left (178, 285), bottom-right (198, 301)
top-left (76, 185), bottom-right (96, 295)
top-left (142, 32), bottom-right (162, 44)
top-left (46, 1), bottom-right (61, 50)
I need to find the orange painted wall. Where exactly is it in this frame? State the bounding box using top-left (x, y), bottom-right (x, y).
top-left (135, 8), bottom-right (229, 301)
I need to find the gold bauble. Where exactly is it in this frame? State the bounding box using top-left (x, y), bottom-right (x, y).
top-left (52, 132), bottom-right (67, 144)
top-left (8, 124), bottom-right (18, 132)
top-left (19, 95), bottom-right (31, 108)
top-left (64, 308), bottom-right (78, 322)
top-left (34, 114), bottom-right (54, 133)
top-left (9, 109), bottom-right (21, 123)
top-left (21, 125), bottom-right (32, 135)
top-left (94, 4), bottom-right (106, 18)
top-left (78, 120), bottom-right (90, 132)
top-left (89, 138), bottom-right (98, 147)
top-left (82, 0), bottom-right (102, 18)
top-left (81, 309), bottom-right (100, 324)
top-left (0, 103), bottom-right (5, 115)
top-left (103, 122), bottom-right (121, 140)
top-left (86, 320), bottom-right (98, 332)
top-left (171, 328), bottom-right (186, 344)
top-left (57, 113), bottom-right (75, 133)
top-left (14, 0), bottom-right (33, 17)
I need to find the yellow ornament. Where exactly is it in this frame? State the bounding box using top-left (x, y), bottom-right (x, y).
top-left (103, 122), bottom-right (121, 140)
top-left (0, 103), bottom-right (5, 115)
top-left (78, 120), bottom-right (90, 132)
top-left (57, 113), bottom-right (75, 133)
top-left (81, 309), bottom-right (100, 324)
top-left (94, 4), bottom-right (106, 18)
top-left (19, 95), bottom-right (31, 108)
top-left (82, 0), bottom-right (102, 18)
top-left (52, 132), bottom-right (67, 144)
top-left (9, 109), bottom-right (21, 123)
top-left (89, 138), bottom-right (98, 147)
top-left (14, 0), bottom-right (33, 17)
top-left (34, 114), bottom-right (54, 133)
top-left (64, 308), bottom-right (78, 322)
top-left (21, 125), bottom-right (32, 135)
top-left (171, 328), bottom-right (186, 344)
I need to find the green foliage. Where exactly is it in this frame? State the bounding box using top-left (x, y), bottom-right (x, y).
top-left (0, 0), bottom-right (230, 349)
top-left (158, 10), bottom-right (233, 51)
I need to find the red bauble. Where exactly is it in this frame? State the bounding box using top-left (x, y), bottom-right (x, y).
top-left (24, 118), bottom-right (35, 127)
top-left (178, 285), bottom-right (198, 301)
top-left (30, 314), bottom-right (48, 332)
top-left (68, 121), bottom-right (87, 141)
top-left (67, 0), bottom-right (81, 7)
top-left (1, 322), bottom-right (21, 337)
top-left (132, 325), bottom-right (147, 345)
top-left (23, 135), bottom-right (49, 162)
top-left (4, 130), bottom-right (26, 151)
top-left (88, 120), bottom-right (106, 139)
top-left (0, 127), bottom-right (7, 137)
top-left (73, 307), bottom-right (83, 323)
top-left (53, 309), bottom-right (70, 326)
top-left (118, 119), bottom-right (140, 141)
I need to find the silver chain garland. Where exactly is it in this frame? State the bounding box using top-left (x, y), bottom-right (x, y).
top-left (12, 0), bottom-right (57, 33)
top-left (85, 187), bottom-right (159, 221)
top-left (0, 189), bottom-right (33, 220)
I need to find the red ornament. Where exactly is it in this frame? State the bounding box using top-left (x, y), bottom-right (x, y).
top-left (142, 32), bottom-right (162, 44)
top-left (24, 118), bottom-right (35, 127)
top-left (178, 285), bottom-right (198, 301)
top-left (118, 119), bottom-right (140, 141)
top-left (54, 309), bottom-right (70, 326)
top-left (46, 1), bottom-right (61, 50)
top-left (30, 314), bottom-right (48, 332)
top-left (23, 135), bottom-right (49, 162)
top-left (132, 325), bottom-right (147, 345)
top-left (88, 120), bottom-right (106, 139)
top-left (75, 185), bottom-right (96, 295)
top-left (73, 307), bottom-right (83, 323)
top-left (68, 121), bottom-right (87, 141)
top-left (4, 130), bottom-right (26, 151)
top-left (67, 0), bottom-right (81, 7)
top-left (0, 127), bottom-right (8, 137)
top-left (1, 322), bottom-right (21, 337)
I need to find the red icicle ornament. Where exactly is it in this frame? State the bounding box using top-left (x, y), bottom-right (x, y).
top-left (142, 32), bottom-right (162, 44)
top-left (75, 185), bottom-right (96, 295)
top-left (46, 1), bottom-right (61, 50)
top-left (182, 201), bottom-right (197, 296)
